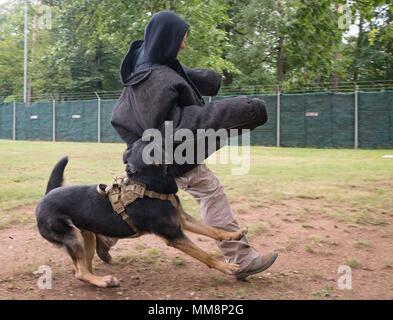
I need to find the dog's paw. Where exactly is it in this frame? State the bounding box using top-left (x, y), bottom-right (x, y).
top-left (226, 228), bottom-right (248, 241)
top-left (219, 262), bottom-right (240, 275)
top-left (238, 228), bottom-right (248, 239)
top-left (98, 275), bottom-right (120, 288)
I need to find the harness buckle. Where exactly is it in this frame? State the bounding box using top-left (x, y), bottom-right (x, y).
top-left (131, 183), bottom-right (146, 197)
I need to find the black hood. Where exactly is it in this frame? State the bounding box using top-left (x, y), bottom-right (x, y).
top-left (120, 11), bottom-right (189, 84)
top-left (139, 11), bottom-right (189, 66)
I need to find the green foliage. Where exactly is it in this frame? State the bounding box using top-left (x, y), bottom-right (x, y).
top-left (284, 0), bottom-right (343, 85)
top-left (0, 0), bottom-right (392, 100)
top-left (228, 0), bottom-right (344, 87)
top-left (0, 1), bottom-right (25, 99)
top-left (343, 1), bottom-right (393, 81)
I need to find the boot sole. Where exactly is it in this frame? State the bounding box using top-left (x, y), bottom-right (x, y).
top-left (235, 252), bottom-right (278, 280)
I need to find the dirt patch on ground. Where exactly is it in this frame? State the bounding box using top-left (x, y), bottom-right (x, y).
top-left (1, 202), bottom-right (393, 300)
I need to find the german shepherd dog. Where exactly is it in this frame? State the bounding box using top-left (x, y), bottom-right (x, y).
top-left (35, 157), bottom-right (247, 288)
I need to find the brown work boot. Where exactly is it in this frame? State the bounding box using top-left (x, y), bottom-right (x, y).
top-left (96, 235), bottom-right (119, 263)
top-left (235, 251), bottom-right (278, 280)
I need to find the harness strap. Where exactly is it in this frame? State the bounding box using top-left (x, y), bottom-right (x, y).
top-left (98, 175), bottom-right (179, 234)
top-left (144, 190), bottom-right (178, 209)
top-left (108, 188), bottom-right (140, 233)
top-left (118, 210), bottom-right (139, 233)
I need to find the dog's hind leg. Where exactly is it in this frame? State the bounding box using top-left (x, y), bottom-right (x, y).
top-left (66, 227), bottom-right (120, 288)
top-left (164, 235), bottom-right (239, 275)
top-left (178, 205), bottom-right (247, 241)
top-left (81, 230), bottom-right (96, 273)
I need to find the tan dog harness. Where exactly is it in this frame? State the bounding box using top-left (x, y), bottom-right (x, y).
top-left (97, 174), bottom-right (178, 233)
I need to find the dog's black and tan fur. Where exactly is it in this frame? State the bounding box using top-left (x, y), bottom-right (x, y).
top-left (36, 157), bottom-right (247, 288)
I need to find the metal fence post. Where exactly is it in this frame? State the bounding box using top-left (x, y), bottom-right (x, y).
top-left (354, 85), bottom-right (359, 149)
top-left (52, 100), bottom-right (56, 142)
top-left (95, 92), bottom-right (101, 143)
top-left (277, 88), bottom-right (281, 147)
top-left (12, 101), bottom-right (16, 140)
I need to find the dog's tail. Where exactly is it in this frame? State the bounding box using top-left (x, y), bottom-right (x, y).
top-left (45, 156), bottom-right (69, 194)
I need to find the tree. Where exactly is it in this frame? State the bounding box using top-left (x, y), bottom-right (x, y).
top-left (344, 1), bottom-right (392, 81)
top-left (0, 0), bottom-right (392, 100)
top-left (227, 0), bottom-right (344, 89)
top-left (27, 0), bottom-right (233, 99)
top-left (0, 1), bottom-right (25, 101)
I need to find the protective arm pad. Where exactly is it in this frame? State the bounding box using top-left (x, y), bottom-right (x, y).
top-left (182, 65), bottom-right (222, 97)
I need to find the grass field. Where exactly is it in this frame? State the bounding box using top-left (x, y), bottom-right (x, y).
top-left (0, 140), bottom-right (393, 299)
top-left (1, 139), bottom-right (392, 228)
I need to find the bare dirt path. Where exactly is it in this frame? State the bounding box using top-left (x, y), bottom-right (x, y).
top-left (1, 202), bottom-right (392, 300)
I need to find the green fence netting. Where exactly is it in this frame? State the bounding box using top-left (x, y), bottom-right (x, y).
top-left (0, 91), bottom-right (392, 148)
top-left (0, 102), bottom-right (13, 140)
top-left (15, 101), bottom-right (53, 141)
top-left (278, 92), bottom-right (356, 148)
top-left (359, 91), bottom-right (393, 148)
top-left (55, 99), bottom-right (98, 142)
top-left (330, 93), bottom-right (356, 148)
top-left (101, 99), bottom-right (123, 143)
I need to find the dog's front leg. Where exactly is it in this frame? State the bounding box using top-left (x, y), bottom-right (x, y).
top-left (70, 227), bottom-right (120, 288)
top-left (164, 235), bottom-right (239, 275)
top-left (178, 205), bottom-right (248, 241)
top-left (81, 230), bottom-right (96, 273)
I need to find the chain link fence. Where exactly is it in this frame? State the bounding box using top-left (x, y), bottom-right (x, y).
top-left (0, 90), bottom-right (392, 148)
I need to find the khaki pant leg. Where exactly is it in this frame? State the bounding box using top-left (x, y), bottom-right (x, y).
top-left (176, 164), bottom-right (260, 269)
